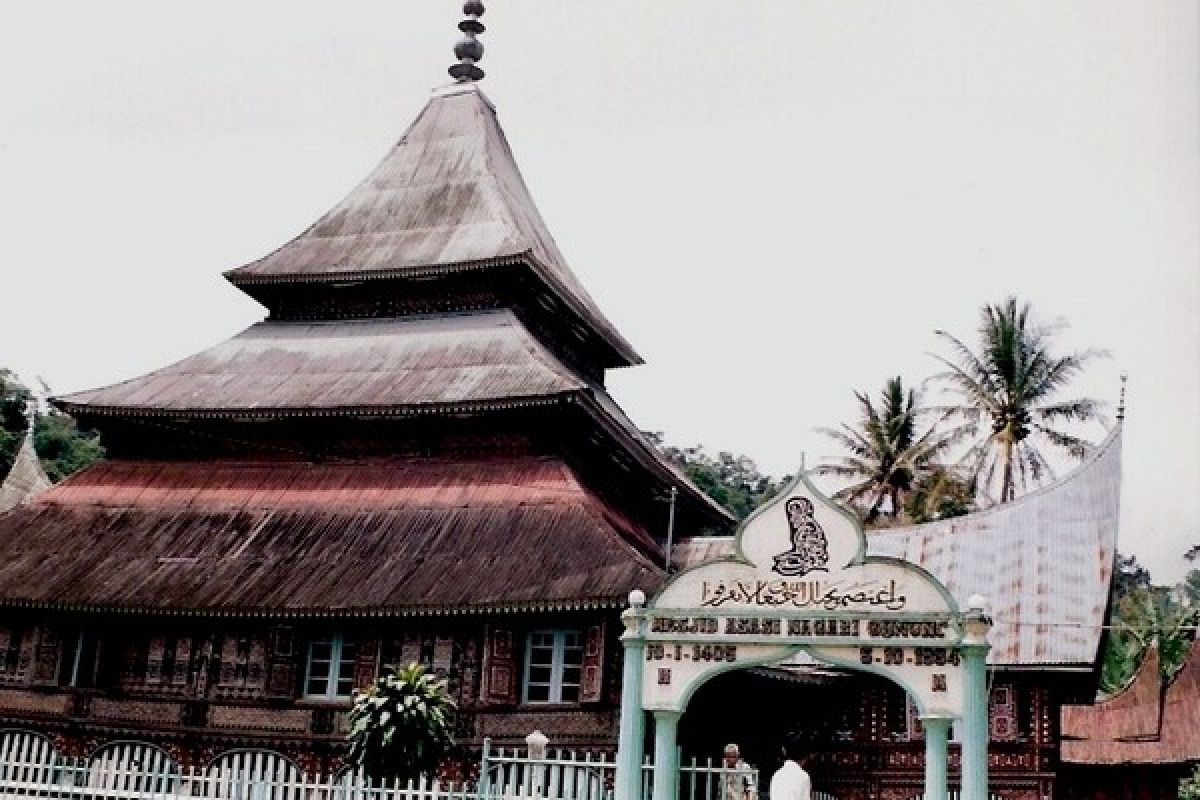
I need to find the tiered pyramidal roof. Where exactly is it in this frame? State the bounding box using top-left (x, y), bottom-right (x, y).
top-left (59, 82), bottom-right (643, 416)
top-left (223, 82), bottom-right (639, 369)
top-left (17, 5), bottom-right (731, 617)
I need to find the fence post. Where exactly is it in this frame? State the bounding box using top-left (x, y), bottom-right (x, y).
top-left (479, 737), bottom-right (492, 800)
top-left (526, 731), bottom-right (548, 797)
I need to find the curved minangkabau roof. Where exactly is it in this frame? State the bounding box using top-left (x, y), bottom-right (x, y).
top-left (673, 424), bottom-right (1124, 667)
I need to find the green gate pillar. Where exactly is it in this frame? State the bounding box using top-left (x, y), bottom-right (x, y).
top-left (960, 600), bottom-right (993, 800)
top-left (920, 716), bottom-right (951, 800)
top-left (616, 590), bottom-right (648, 800)
top-left (651, 710), bottom-right (682, 800)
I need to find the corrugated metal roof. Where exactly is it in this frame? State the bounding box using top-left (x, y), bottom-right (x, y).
top-left (672, 425), bottom-right (1123, 667)
top-left (1061, 639), bottom-right (1200, 765)
top-left (223, 84), bottom-right (639, 366)
top-left (0, 431), bottom-right (51, 513)
top-left (55, 310), bottom-right (584, 413)
top-left (0, 457), bottom-right (664, 613)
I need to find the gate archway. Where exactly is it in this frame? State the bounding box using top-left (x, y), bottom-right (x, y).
top-left (612, 474), bottom-right (992, 800)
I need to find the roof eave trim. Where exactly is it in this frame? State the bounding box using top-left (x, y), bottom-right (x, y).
top-left (571, 392), bottom-right (736, 527)
top-left (224, 250), bottom-right (644, 368)
top-left (224, 253), bottom-right (527, 286)
top-left (0, 596), bottom-right (631, 618)
top-left (52, 393), bottom-right (574, 420)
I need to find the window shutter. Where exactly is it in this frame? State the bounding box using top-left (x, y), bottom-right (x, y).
top-left (354, 638), bottom-right (380, 690)
top-left (146, 636), bottom-right (166, 684)
top-left (218, 637), bottom-right (239, 686)
top-left (580, 622), bottom-right (606, 703)
top-left (264, 626), bottom-right (296, 699)
top-left (989, 685), bottom-right (1018, 741)
top-left (247, 637), bottom-right (267, 688)
top-left (480, 627), bottom-right (516, 705)
top-left (171, 638), bottom-right (192, 685)
top-left (30, 627), bottom-right (61, 686)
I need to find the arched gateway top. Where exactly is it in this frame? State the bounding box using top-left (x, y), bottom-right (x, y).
top-left (638, 472), bottom-right (988, 719)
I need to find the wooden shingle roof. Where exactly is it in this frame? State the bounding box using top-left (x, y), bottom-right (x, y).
top-left (1061, 639), bottom-right (1200, 765)
top-left (55, 310), bottom-right (583, 416)
top-left (0, 457), bottom-right (664, 615)
top-left (53, 309), bottom-right (735, 527)
top-left (224, 83), bottom-right (640, 367)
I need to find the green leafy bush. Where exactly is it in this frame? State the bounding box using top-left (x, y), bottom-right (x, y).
top-left (347, 663), bottom-right (456, 784)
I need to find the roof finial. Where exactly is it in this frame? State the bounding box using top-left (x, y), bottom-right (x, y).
top-left (1116, 372), bottom-right (1128, 421)
top-left (448, 1), bottom-right (486, 83)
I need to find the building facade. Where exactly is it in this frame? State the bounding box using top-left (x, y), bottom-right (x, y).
top-left (0, 37), bottom-right (730, 773)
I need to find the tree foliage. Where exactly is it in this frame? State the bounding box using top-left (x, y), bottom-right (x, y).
top-left (1100, 550), bottom-right (1199, 696)
top-left (347, 663), bottom-right (456, 784)
top-left (930, 297), bottom-right (1107, 503)
top-left (648, 434), bottom-right (785, 521)
top-left (0, 369), bottom-right (34, 478)
top-left (815, 377), bottom-right (966, 525)
top-left (1184, 544), bottom-right (1200, 609)
top-left (902, 468), bottom-right (974, 525)
top-left (0, 369), bottom-right (104, 484)
top-left (33, 411), bottom-right (105, 483)
top-left (1180, 765), bottom-right (1200, 800)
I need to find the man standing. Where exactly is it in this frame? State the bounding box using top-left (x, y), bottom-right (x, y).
top-left (721, 743), bottom-right (758, 800)
top-left (767, 746), bottom-right (811, 800)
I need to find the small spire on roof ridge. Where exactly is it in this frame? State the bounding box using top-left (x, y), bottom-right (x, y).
top-left (448, 1), bottom-right (486, 83)
top-left (1116, 372), bottom-right (1128, 421)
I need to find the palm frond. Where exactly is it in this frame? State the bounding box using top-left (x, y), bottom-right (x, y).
top-left (1031, 424), bottom-right (1093, 459)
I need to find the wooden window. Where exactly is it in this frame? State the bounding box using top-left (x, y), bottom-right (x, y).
top-left (522, 630), bottom-right (584, 705)
top-left (481, 628), bottom-right (516, 705)
top-left (1, 626), bottom-right (25, 677)
top-left (304, 635), bottom-right (358, 700)
top-left (989, 684), bottom-right (1019, 741)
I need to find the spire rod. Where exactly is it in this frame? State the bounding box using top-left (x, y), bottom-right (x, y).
top-left (1116, 372), bottom-right (1128, 421)
top-left (448, 1), bottom-right (486, 83)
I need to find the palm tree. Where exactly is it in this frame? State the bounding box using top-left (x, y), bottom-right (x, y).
top-left (931, 297), bottom-right (1106, 503)
top-left (816, 377), bottom-right (964, 524)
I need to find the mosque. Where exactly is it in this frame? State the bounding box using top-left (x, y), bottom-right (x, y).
top-left (0, 4), bottom-right (1194, 799)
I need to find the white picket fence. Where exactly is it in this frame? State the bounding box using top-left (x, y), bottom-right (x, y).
top-left (0, 730), bottom-right (757, 800)
top-left (481, 744), bottom-right (758, 800)
top-left (0, 732), bottom-right (468, 800)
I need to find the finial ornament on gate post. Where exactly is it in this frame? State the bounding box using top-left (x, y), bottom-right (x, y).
top-left (449, 1), bottom-right (486, 82)
top-left (615, 590), bottom-right (648, 800)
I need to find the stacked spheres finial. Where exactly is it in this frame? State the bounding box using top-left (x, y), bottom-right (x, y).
top-left (449, 1), bottom-right (486, 83)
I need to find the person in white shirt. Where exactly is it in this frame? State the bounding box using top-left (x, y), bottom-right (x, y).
top-left (721, 743), bottom-right (758, 800)
top-left (767, 746), bottom-right (811, 800)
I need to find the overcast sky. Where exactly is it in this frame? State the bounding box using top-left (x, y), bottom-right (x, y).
top-left (1, 2), bottom-right (1196, 581)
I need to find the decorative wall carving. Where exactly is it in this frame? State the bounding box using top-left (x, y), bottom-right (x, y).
top-left (90, 698), bottom-right (183, 725)
top-left (209, 704), bottom-right (309, 733)
top-left (0, 689), bottom-right (71, 715)
top-left (477, 709), bottom-right (616, 739)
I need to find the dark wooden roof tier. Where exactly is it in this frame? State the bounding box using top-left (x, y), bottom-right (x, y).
top-left (1061, 638), bottom-right (1200, 765)
top-left (224, 83), bottom-right (640, 368)
top-left (0, 457), bottom-right (665, 615)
